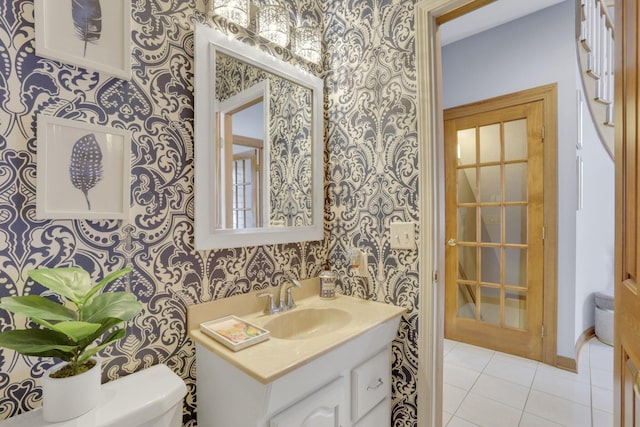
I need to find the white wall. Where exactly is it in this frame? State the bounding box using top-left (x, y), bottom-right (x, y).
top-left (574, 70), bottom-right (615, 338)
top-left (441, 0), bottom-right (581, 358)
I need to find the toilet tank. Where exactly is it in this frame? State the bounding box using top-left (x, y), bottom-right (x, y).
top-left (97, 363), bottom-right (187, 427)
top-left (0, 364), bottom-right (187, 427)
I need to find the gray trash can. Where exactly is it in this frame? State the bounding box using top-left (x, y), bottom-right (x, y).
top-left (595, 292), bottom-right (614, 346)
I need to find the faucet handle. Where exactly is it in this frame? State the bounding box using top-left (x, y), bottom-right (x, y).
top-left (281, 278), bottom-right (302, 311)
top-left (257, 291), bottom-right (280, 315)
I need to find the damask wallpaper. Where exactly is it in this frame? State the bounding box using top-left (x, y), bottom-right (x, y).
top-left (215, 52), bottom-right (313, 227)
top-left (323, 1), bottom-right (420, 423)
top-left (0, 0), bottom-right (420, 426)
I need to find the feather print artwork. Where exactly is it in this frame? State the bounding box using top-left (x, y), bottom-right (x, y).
top-left (72, 0), bottom-right (102, 57)
top-left (69, 133), bottom-right (104, 210)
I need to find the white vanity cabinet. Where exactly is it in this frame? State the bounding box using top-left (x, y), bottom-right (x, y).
top-left (194, 316), bottom-right (399, 427)
top-left (188, 288), bottom-right (405, 427)
top-left (350, 349), bottom-right (391, 426)
top-left (266, 349), bottom-right (392, 427)
top-left (268, 377), bottom-right (345, 427)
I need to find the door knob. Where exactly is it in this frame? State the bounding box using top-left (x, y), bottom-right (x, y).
top-left (447, 238), bottom-right (457, 247)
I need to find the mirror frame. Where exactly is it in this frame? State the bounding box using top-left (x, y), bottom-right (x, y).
top-left (194, 23), bottom-right (324, 250)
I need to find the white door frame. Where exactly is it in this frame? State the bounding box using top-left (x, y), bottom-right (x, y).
top-left (415, 1), bottom-right (489, 426)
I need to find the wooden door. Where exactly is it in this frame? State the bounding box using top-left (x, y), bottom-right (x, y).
top-left (614, 0), bottom-right (640, 425)
top-left (444, 98), bottom-right (544, 361)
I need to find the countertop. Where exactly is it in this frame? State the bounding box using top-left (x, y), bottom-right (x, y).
top-left (187, 278), bottom-right (406, 383)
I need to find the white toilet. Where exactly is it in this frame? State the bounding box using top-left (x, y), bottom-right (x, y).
top-left (0, 364), bottom-right (187, 427)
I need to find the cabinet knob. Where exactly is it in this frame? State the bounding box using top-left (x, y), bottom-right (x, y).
top-left (447, 238), bottom-right (457, 247)
top-left (367, 378), bottom-right (384, 391)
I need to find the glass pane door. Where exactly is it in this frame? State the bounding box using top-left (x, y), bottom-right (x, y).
top-left (455, 118), bottom-right (529, 330)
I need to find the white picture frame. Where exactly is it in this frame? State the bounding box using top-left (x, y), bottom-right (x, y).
top-left (37, 115), bottom-right (131, 220)
top-left (34, 0), bottom-right (131, 80)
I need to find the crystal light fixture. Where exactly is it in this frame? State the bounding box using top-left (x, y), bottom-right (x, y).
top-left (257, 0), bottom-right (290, 47)
top-left (293, 22), bottom-right (321, 64)
top-left (210, 0), bottom-right (250, 28)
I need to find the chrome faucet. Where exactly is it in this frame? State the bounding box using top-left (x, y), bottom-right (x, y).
top-left (256, 291), bottom-right (281, 315)
top-left (279, 277), bottom-right (302, 311)
top-left (257, 277), bottom-right (302, 315)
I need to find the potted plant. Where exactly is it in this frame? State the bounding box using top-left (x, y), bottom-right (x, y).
top-left (0, 266), bottom-right (143, 422)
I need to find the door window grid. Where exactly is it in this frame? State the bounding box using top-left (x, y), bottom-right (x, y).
top-left (456, 119), bottom-right (529, 330)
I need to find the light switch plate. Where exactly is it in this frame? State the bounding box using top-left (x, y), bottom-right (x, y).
top-left (390, 222), bottom-right (415, 250)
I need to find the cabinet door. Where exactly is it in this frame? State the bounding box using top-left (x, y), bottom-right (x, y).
top-left (353, 398), bottom-right (390, 427)
top-left (270, 378), bottom-right (344, 427)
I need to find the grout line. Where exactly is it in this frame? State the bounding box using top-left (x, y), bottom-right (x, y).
top-left (518, 361), bottom-right (540, 426)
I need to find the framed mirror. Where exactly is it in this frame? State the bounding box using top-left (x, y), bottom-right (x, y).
top-left (194, 24), bottom-right (324, 250)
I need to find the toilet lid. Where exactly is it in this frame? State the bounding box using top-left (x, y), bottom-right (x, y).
top-left (0, 364), bottom-right (187, 427)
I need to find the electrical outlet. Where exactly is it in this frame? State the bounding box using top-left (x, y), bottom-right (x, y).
top-left (390, 222), bottom-right (416, 250)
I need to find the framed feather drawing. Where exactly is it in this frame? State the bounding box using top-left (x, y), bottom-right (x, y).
top-left (37, 115), bottom-right (131, 220)
top-left (34, 0), bottom-right (131, 79)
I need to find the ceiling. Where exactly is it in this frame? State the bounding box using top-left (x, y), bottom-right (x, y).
top-left (439, 0), bottom-right (567, 46)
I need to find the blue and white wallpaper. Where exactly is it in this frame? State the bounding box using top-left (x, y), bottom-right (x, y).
top-left (324, 1), bottom-right (419, 424)
top-left (0, 0), bottom-right (420, 426)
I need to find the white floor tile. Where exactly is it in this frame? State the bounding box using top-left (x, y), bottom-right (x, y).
top-left (444, 362), bottom-right (481, 391)
top-left (444, 339), bottom-right (459, 356)
top-left (591, 366), bottom-right (613, 391)
top-left (443, 383), bottom-right (468, 414)
top-left (443, 410), bottom-right (453, 426)
top-left (483, 355), bottom-right (537, 388)
top-left (446, 344), bottom-right (494, 373)
top-left (591, 385), bottom-right (614, 413)
top-left (492, 351), bottom-right (539, 369)
top-left (577, 346), bottom-right (590, 374)
top-left (456, 393), bottom-right (522, 427)
top-left (535, 362), bottom-right (591, 385)
top-left (590, 340), bottom-right (614, 372)
top-left (524, 390), bottom-right (591, 427)
top-left (518, 412), bottom-right (563, 427)
top-left (532, 367), bottom-right (591, 406)
top-left (456, 341), bottom-right (496, 357)
top-left (447, 416), bottom-right (480, 427)
top-left (443, 338), bottom-right (614, 427)
top-left (592, 408), bottom-right (614, 427)
top-left (470, 373), bottom-right (530, 410)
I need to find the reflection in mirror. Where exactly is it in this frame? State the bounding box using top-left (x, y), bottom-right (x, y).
top-left (194, 23), bottom-right (324, 249)
top-left (217, 80), bottom-right (268, 229)
top-left (215, 53), bottom-right (314, 230)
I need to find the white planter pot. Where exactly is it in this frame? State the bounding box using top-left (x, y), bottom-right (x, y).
top-left (41, 358), bottom-right (101, 422)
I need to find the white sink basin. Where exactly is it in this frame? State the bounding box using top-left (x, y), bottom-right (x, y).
top-left (264, 307), bottom-right (352, 340)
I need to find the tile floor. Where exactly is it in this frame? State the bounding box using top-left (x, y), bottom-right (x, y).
top-left (443, 337), bottom-right (613, 427)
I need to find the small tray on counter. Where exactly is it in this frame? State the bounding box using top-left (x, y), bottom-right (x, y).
top-left (200, 315), bottom-right (270, 351)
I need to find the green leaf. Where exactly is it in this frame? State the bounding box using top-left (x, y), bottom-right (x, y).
top-left (28, 268), bottom-right (91, 305)
top-left (78, 329), bottom-right (125, 364)
top-left (0, 329), bottom-right (77, 356)
top-left (82, 267), bottom-right (131, 306)
top-left (89, 317), bottom-right (126, 341)
top-left (0, 296), bottom-right (76, 322)
top-left (31, 317), bottom-right (57, 331)
top-left (47, 321), bottom-right (102, 343)
top-left (74, 317), bottom-right (121, 349)
top-left (27, 349), bottom-right (76, 362)
top-left (83, 292), bottom-right (142, 324)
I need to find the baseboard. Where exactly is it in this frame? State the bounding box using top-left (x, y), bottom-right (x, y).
top-left (556, 326), bottom-right (595, 373)
top-left (556, 355), bottom-right (576, 372)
